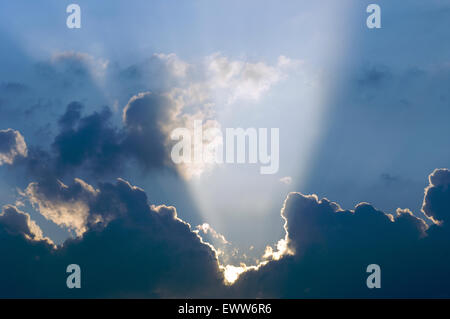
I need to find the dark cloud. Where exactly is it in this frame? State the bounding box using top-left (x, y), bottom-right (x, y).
top-left (422, 168), bottom-right (450, 223)
top-left (52, 104), bottom-right (124, 176)
top-left (0, 128), bottom-right (27, 165)
top-left (122, 92), bottom-right (174, 170)
top-left (232, 168), bottom-right (450, 298)
top-left (1, 169), bottom-right (450, 298)
top-left (18, 93), bottom-right (176, 179)
top-left (57, 101), bottom-right (83, 130)
top-left (0, 205), bottom-right (46, 241)
top-left (0, 177), bottom-right (224, 298)
top-left (0, 215), bottom-right (55, 298)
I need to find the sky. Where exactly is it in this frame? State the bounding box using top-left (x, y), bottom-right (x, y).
top-left (0, 0), bottom-right (449, 298)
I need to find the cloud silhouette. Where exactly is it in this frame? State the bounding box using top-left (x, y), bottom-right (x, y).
top-left (0, 205), bottom-right (47, 242)
top-left (19, 94), bottom-right (177, 179)
top-left (121, 92), bottom-right (175, 170)
top-left (422, 168), bottom-right (450, 223)
top-left (0, 169), bottom-right (449, 297)
top-left (52, 103), bottom-right (125, 176)
top-left (2, 51), bottom-right (301, 180)
top-left (231, 168), bottom-right (450, 298)
top-left (0, 129), bottom-right (27, 165)
top-left (1, 51), bottom-right (449, 298)
top-left (0, 177), bottom-right (224, 298)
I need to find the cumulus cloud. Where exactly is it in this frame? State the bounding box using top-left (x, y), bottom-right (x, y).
top-left (422, 168), bottom-right (450, 224)
top-left (16, 94), bottom-right (216, 181)
top-left (0, 205), bottom-right (47, 242)
top-left (195, 223), bottom-right (258, 269)
top-left (122, 92), bottom-right (176, 170)
top-left (231, 169), bottom-right (450, 298)
top-left (119, 52), bottom-right (299, 105)
top-left (52, 103), bottom-right (125, 176)
top-left (0, 168), bottom-right (448, 297)
top-left (51, 93), bottom-right (179, 177)
top-left (156, 53), bottom-right (300, 177)
top-left (0, 177), bottom-right (224, 298)
top-left (204, 54), bottom-right (300, 103)
top-left (2, 52), bottom-right (300, 180)
top-left (112, 52), bottom-right (299, 178)
top-left (4, 50), bottom-right (450, 298)
top-left (19, 95), bottom-right (176, 179)
top-left (25, 178), bottom-right (99, 236)
top-left (0, 129), bottom-right (27, 165)
top-left (153, 53), bottom-right (190, 78)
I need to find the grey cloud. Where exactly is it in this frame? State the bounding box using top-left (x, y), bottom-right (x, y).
top-left (0, 205), bottom-right (46, 241)
top-left (50, 93), bottom-right (176, 175)
top-left (0, 177), bottom-right (224, 298)
top-left (122, 92), bottom-right (174, 170)
top-left (0, 128), bottom-right (27, 165)
top-left (25, 178), bottom-right (99, 236)
top-left (422, 168), bottom-right (450, 223)
top-left (51, 104), bottom-right (125, 177)
top-left (232, 168), bottom-right (450, 298)
top-left (19, 93), bottom-right (177, 180)
top-left (1, 169), bottom-right (450, 297)
top-left (3, 52), bottom-right (290, 181)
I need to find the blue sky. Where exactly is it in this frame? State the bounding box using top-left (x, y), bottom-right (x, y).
top-left (0, 0), bottom-right (449, 297)
top-left (0, 0), bottom-right (358, 247)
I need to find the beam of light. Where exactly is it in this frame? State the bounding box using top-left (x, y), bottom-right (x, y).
top-left (183, 1), bottom-right (359, 283)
